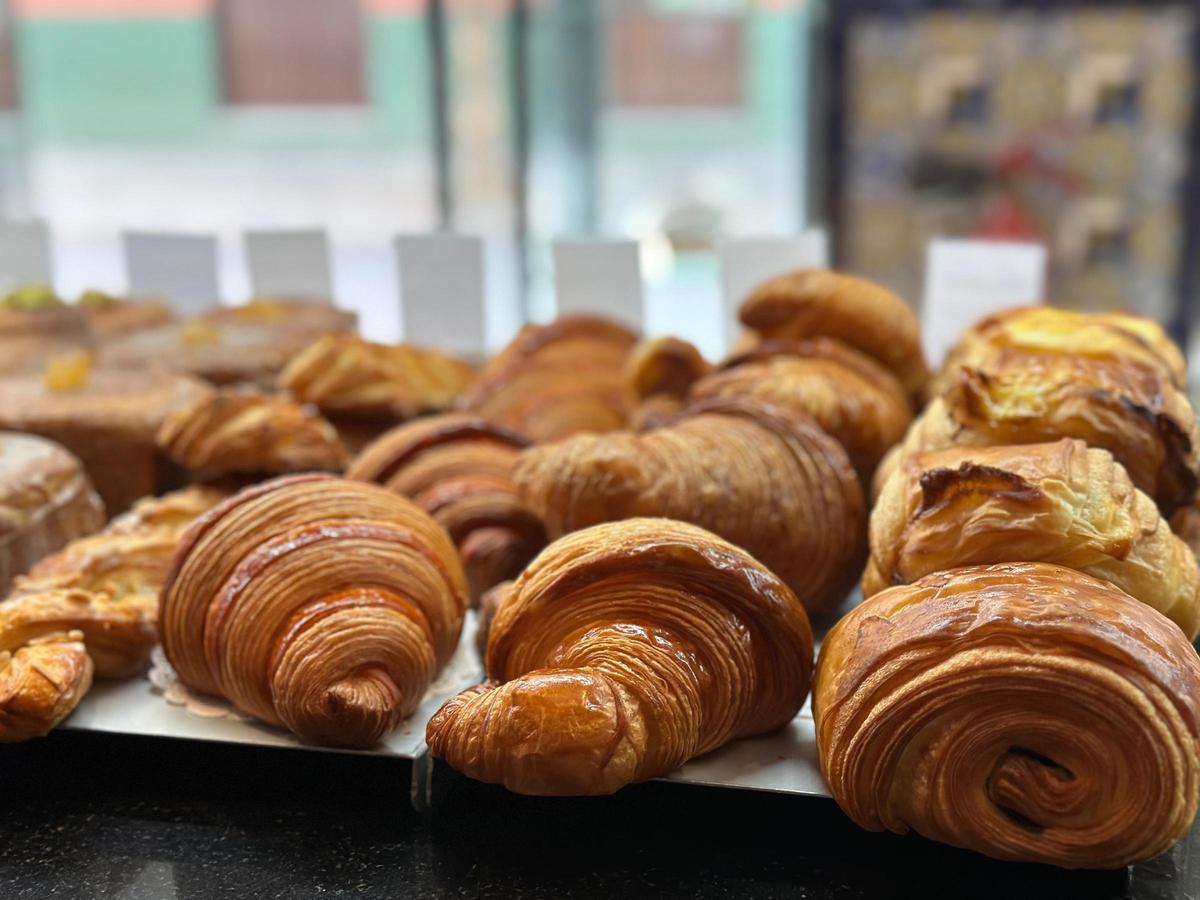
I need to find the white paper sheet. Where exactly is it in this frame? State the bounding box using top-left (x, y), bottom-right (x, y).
top-left (124, 231), bottom-right (220, 317)
top-left (553, 239), bottom-right (644, 329)
top-left (244, 228), bottom-right (333, 302)
top-left (0, 219), bottom-right (53, 289)
top-left (396, 234), bottom-right (486, 357)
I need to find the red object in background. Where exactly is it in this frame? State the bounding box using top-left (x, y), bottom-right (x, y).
top-left (973, 194), bottom-right (1043, 242)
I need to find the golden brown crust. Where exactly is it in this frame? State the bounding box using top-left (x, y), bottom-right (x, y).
top-left (459, 315), bottom-right (638, 442)
top-left (427, 518), bottom-right (814, 795)
top-left (867, 439), bottom-right (1200, 638)
top-left (156, 389), bottom-right (348, 476)
top-left (81, 297), bottom-right (173, 338)
top-left (622, 336), bottom-right (711, 401)
top-left (513, 396), bottom-right (866, 614)
top-left (875, 354), bottom-right (1200, 515)
top-left (814, 562), bottom-right (1200, 868)
top-left (692, 338), bottom-right (912, 484)
top-left (159, 475), bottom-right (469, 747)
top-left (280, 334), bottom-right (475, 420)
top-left (347, 414), bottom-right (546, 603)
top-left (0, 306), bottom-right (94, 376)
top-left (738, 270), bottom-right (929, 402)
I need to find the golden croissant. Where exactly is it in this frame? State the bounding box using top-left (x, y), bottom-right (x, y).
top-left (346, 414), bottom-right (546, 603)
top-left (867, 439), bottom-right (1200, 638)
top-left (159, 474), bottom-right (469, 747)
top-left (427, 518), bottom-right (814, 795)
top-left (279, 334), bottom-right (475, 420)
top-left (874, 353), bottom-right (1200, 514)
top-left (513, 396), bottom-right (865, 614)
top-left (691, 338), bottom-right (912, 484)
top-left (815, 562), bottom-right (1200, 869)
top-left (738, 269), bottom-right (929, 403)
top-left (623, 336), bottom-right (711, 402)
top-left (459, 315), bottom-right (637, 442)
top-left (156, 388), bottom-right (348, 476)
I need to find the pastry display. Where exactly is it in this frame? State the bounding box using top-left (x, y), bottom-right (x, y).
top-left (156, 389), bottom-right (348, 478)
top-left (159, 474), bottom-right (469, 747)
top-left (459, 315), bottom-right (637, 442)
top-left (428, 518), bottom-right (814, 795)
top-left (0, 433), bottom-right (106, 597)
top-left (0, 368), bottom-right (213, 513)
top-left (77, 289), bottom-right (173, 338)
top-left (867, 439), bottom-right (1200, 637)
top-left (738, 269), bottom-right (929, 403)
top-left (0, 284), bottom-right (94, 377)
top-left (814, 562), bottom-right (1200, 869)
top-left (876, 347), bottom-right (1200, 514)
top-left (623, 336), bottom-right (711, 412)
top-left (347, 414), bottom-right (545, 603)
top-left (513, 396), bottom-right (865, 614)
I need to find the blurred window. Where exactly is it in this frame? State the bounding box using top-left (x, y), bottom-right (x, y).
top-left (610, 15), bottom-right (742, 108)
top-left (218, 0), bottom-right (366, 105)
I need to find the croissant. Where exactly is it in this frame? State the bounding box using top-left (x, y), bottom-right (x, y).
top-left (346, 414), bottom-right (546, 603)
top-left (513, 396), bottom-right (865, 614)
top-left (156, 389), bottom-right (348, 477)
top-left (459, 316), bottom-right (637, 442)
top-left (623, 336), bottom-right (711, 402)
top-left (159, 474), bottom-right (469, 747)
top-left (1172, 496), bottom-right (1200, 563)
top-left (279, 334), bottom-right (475, 421)
top-left (815, 561), bottom-right (1200, 868)
top-left (427, 518), bottom-right (814, 795)
top-left (874, 353), bottom-right (1200, 514)
top-left (691, 338), bottom-right (912, 484)
top-left (933, 305), bottom-right (1187, 398)
top-left (738, 269), bottom-right (929, 403)
top-left (867, 439), bottom-right (1200, 638)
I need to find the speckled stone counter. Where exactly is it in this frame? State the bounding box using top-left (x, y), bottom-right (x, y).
top-left (0, 731), bottom-right (1194, 899)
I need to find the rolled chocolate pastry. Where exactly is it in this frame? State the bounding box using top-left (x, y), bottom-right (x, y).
top-left (738, 269), bottom-right (929, 404)
top-left (428, 518), bottom-right (814, 795)
top-left (692, 337), bottom-right (912, 484)
top-left (867, 439), bottom-right (1200, 638)
top-left (873, 352), bottom-right (1200, 516)
top-left (513, 396), bottom-right (865, 615)
top-left (814, 562), bottom-right (1200, 869)
top-left (156, 388), bottom-right (348, 478)
top-left (459, 315), bottom-right (637, 442)
top-left (159, 474), bottom-right (469, 747)
top-left (347, 414), bottom-right (547, 604)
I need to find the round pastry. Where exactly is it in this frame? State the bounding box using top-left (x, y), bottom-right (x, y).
top-left (78, 289), bottom-right (173, 338)
top-left (0, 285), bottom-right (94, 377)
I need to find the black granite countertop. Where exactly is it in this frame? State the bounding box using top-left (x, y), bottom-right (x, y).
top-left (0, 730), bottom-right (1195, 899)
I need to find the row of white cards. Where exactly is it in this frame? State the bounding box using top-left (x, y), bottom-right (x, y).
top-left (0, 220), bottom-right (1046, 363)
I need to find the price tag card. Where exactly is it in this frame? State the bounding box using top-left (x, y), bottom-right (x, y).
top-left (0, 219), bottom-right (52, 289)
top-left (245, 228), bottom-right (333, 303)
top-left (719, 230), bottom-right (829, 347)
top-left (923, 239), bottom-right (1047, 365)
top-left (124, 231), bottom-right (219, 316)
top-left (553, 239), bottom-right (643, 329)
top-left (395, 234), bottom-right (485, 357)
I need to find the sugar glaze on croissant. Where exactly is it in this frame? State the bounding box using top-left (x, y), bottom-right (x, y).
top-left (815, 562), bottom-right (1200, 869)
top-left (427, 518), bottom-right (814, 795)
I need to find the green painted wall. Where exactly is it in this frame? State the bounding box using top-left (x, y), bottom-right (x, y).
top-left (364, 14), bottom-right (431, 144)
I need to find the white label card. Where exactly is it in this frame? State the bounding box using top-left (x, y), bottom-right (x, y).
top-left (719, 230), bottom-right (829, 348)
top-left (0, 219), bottom-right (52, 289)
top-left (923, 239), bottom-right (1047, 365)
top-left (124, 231), bottom-right (219, 316)
top-left (395, 234), bottom-right (485, 356)
top-left (553, 239), bottom-right (643, 329)
top-left (245, 228), bottom-right (332, 303)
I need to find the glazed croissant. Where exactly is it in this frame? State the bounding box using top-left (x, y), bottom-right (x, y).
top-left (874, 353), bottom-right (1200, 514)
top-left (279, 334), bottom-right (475, 420)
top-left (867, 439), bottom-right (1200, 638)
top-left (156, 389), bottom-right (348, 476)
top-left (738, 269), bottom-right (929, 403)
top-left (513, 396), bottom-right (865, 614)
top-left (459, 315), bottom-right (637, 442)
top-left (427, 518), bottom-right (814, 795)
top-left (159, 474), bottom-right (469, 747)
top-left (691, 338), bottom-right (912, 484)
top-left (815, 562), bottom-right (1200, 868)
top-left (346, 414), bottom-right (547, 603)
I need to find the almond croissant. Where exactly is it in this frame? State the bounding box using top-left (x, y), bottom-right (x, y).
top-left (427, 518), bottom-right (814, 795)
top-left (346, 414), bottom-right (546, 603)
top-left (159, 474), bottom-right (469, 747)
top-left (739, 269), bottom-right (929, 403)
top-left (815, 562), bottom-right (1200, 868)
top-left (867, 439), bottom-right (1200, 638)
top-left (513, 396), bottom-right (866, 614)
top-left (459, 315), bottom-right (637, 442)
